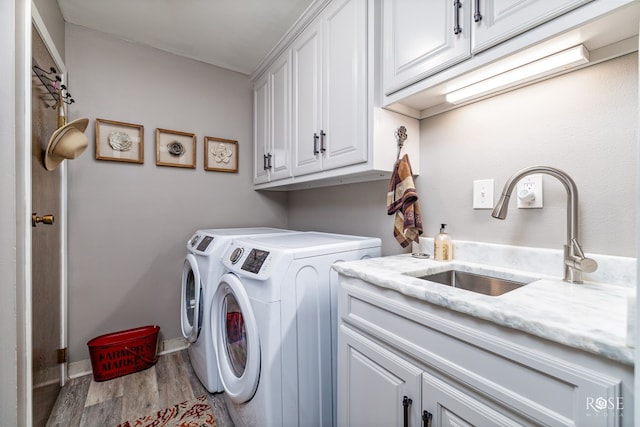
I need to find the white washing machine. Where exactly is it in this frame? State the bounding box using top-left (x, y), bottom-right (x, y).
top-left (212, 232), bottom-right (381, 427)
top-left (181, 227), bottom-right (299, 393)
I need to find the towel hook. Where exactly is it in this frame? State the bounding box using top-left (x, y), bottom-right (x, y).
top-left (395, 126), bottom-right (407, 160)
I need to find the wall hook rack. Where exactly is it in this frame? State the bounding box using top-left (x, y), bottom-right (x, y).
top-left (395, 125), bottom-right (408, 160)
top-left (32, 60), bottom-right (75, 109)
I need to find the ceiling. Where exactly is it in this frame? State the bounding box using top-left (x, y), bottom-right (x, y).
top-left (56, 0), bottom-right (315, 75)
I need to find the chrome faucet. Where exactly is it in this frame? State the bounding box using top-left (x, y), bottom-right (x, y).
top-left (492, 165), bottom-right (597, 284)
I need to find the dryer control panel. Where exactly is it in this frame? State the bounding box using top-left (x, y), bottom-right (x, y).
top-left (241, 249), bottom-right (270, 274)
top-left (223, 241), bottom-right (284, 280)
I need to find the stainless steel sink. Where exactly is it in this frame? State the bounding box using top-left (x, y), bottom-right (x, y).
top-left (416, 269), bottom-right (532, 296)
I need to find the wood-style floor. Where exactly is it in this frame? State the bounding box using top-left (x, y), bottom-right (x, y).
top-left (46, 349), bottom-right (234, 427)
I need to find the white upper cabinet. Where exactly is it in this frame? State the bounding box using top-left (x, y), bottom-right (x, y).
top-left (472, 0), bottom-right (593, 52)
top-left (382, 0), bottom-right (471, 96)
top-left (292, 0), bottom-right (368, 177)
top-left (380, 0), bottom-right (638, 116)
top-left (253, 52), bottom-right (292, 184)
top-left (252, 0), bottom-right (420, 190)
top-left (382, 0), bottom-right (592, 97)
top-left (291, 20), bottom-right (323, 176)
top-left (253, 75), bottom-right (270, 184)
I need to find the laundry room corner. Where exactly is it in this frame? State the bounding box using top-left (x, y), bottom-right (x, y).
top-left (63, 25), bottom-right (289, 364)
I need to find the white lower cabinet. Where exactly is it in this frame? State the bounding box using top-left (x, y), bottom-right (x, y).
top-left (338, 279), bottom-right (630, 426)
top-left (341, 325), bottom-right (422, 427)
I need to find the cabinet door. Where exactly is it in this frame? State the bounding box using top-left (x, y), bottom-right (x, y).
top-left (269, 51), bottom-right (292, 181)
top-left (421, 372), bottom-right (531, 427)
top-left (472, 0), bottom-right (593, 52)
top-left (292, 22), bottom-right (323, 177)
top-left (382, 0), bottom-right (471, 95)
top-left (321, 0), bottom-right (368, 171)
top-left (253, 75), bottom-right (270, 184)
top-left (338, 325), bottom-right (422, 427)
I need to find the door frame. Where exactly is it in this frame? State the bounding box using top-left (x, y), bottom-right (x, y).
top-left (16, 4), bottom-right (69, 425)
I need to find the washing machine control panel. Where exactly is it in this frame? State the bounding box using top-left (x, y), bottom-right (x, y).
top-left (188, 233), bottom-right (215, 254)
top-left (241, 249), bottom-right (270, 274)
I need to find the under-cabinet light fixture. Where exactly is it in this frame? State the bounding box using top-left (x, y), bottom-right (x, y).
top-left (445, 44), bottom-right (590, 105)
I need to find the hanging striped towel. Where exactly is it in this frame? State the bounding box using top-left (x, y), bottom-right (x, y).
top-left (387, 154), bottom-right (423, 248)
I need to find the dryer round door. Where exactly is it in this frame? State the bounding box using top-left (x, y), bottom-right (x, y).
top-left (212, 273), bottom-right (260, 403)
top-left (181, 254), bottom-right (203, 343)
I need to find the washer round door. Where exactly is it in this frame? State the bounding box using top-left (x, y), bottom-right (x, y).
top-left (212, 273), bottom-right (260, 403)
top-left (181, 254), bottom-right (203, 343)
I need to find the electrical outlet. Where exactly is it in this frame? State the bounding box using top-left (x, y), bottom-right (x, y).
top-left (517, 174), bottom-right (543, 208)
top-left (473, 179), bottom-right (494, 209)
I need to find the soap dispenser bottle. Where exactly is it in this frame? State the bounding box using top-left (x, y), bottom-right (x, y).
top-left (434, 224), bottom-right (452, 261)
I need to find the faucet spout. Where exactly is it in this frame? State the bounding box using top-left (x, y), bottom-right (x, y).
top-left (492, 165), bottom-right (597, 283)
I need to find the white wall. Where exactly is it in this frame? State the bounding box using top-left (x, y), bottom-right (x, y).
top-left (65, 25), bottom-right (289, 361)
top-left (289, 53), bottom-right (638, 257)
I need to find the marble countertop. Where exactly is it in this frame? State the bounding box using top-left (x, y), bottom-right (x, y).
top-left (333, 253), bottom-right (635, 365)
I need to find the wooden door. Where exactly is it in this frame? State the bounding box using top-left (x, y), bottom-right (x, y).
top-left (31, 24), bottom-right (63, 427)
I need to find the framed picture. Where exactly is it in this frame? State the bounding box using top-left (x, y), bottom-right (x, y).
top-left (95, 118), bottom-right (144, 163)
top-left (204, 136), bottom-right (238, 173)
top-left (156, 128), bottom-right (196, 168)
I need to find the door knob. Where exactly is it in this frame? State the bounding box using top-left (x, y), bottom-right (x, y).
top-left (32, 213), bottom-right (55, 227)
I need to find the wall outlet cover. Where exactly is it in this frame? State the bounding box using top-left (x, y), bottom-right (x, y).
top-left (517, 174), bottom-right (543, 208)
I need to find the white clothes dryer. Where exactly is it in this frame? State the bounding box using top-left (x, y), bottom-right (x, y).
top-left (181, 227), bottom-right (299, 393)
top-left (212, 232), bottom-right (381, 427)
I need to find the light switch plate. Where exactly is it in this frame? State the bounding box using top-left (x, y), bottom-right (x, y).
top-left (473, 179), bottom-right (494, 209)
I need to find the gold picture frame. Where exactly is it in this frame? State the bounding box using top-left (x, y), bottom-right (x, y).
top-left (204, 136), bottom-right (238, 173)
top-left (156, 128), bottom-right (196, 168)
top-left (95, 118), bottom-right (144, 163)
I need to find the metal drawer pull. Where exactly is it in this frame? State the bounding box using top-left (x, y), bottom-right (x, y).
top-left (423, 410), bottom-right (433, 427)
top-left (474, 0), bottom-right (482, 22)
top-left (320, 130), bottom-right (326, 153)
top-left (403, 396), bottom-right (412, 427)
top-left (454, 0), bottom-right (462, 35)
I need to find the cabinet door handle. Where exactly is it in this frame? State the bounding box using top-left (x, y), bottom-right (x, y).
top-left (422, 410), bottom-right (433, 427)
top-left (263, 154), bottom-right (268, 170)
top-left (267, 153), bottom-right (273, 169)
top-left (320, 130), bottom-right (326, 153)
top-left (402, 396), bottom-right (412, 427)
top-left (313, 133), bottom-right (320, 155)
top-left (474, 0), bottom-right (482, 22)
top-left (453, 0), bottom-right (462, 35)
